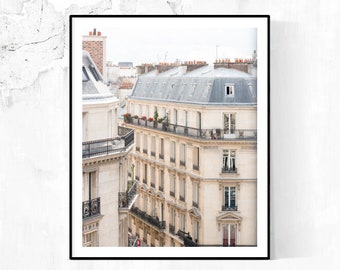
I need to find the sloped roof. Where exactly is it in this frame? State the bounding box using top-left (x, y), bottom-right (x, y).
top-left (131, 67), bottom-right (256, 106)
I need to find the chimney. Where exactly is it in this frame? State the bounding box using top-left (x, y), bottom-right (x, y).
top-left (93, 28), bottom-right (97, 35)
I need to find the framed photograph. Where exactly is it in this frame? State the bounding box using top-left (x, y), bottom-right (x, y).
top-left (70, 15), bottom-right (269, 259)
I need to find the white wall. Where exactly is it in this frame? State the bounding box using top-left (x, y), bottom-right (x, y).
top-left (1, 0), bottom-right (340, 269)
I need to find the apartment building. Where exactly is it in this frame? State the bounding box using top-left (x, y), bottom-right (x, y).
top-left (124, 63), bottom-right (257, 247)
top-left (82, 51), bottom-right (136, 247)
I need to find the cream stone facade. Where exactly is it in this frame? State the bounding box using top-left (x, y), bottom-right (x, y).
top-left (82, 51), bottom-right (136, 247)
top-left (124, 65), bottom-right (257, 247)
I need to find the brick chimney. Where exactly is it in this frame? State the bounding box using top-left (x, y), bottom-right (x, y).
top-left (82, 29), bottom-right (107, 81)
top-left (182, 60), bottom-right (208, 73)
top-left (213, 58), bottom-right (255, 74)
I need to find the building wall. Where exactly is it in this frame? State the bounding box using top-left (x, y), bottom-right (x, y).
top-left (125, 98), bottom-right (257, 247)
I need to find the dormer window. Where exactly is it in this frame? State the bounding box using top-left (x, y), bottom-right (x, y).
top-left (225, 84), bottom-right (235, 97)
top-left (89, 65), bottom-right (100, 81)
top-left (82, 66), bottom-right (89, 82)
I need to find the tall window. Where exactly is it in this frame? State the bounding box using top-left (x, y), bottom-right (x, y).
top-left (159, 170), bottom-right (164, 191)
top-left (159, 138), bottom-right (164, 159)
top-left (193, 220), bottom-right (199, 243)
top-left (174, 109), bottom-right (177, 125)
top-left (170, 141), bottom-right (176, 163)
top-left (180, 143), bottom-right (186, 166)
top-left (222, 150), bottom-right (236, 173)
top-left (224, 113), bottom-right (235, 135)
top-left (180, 178), bottom-right (185, 201)
top-left (180, 213), bottom-right (186, 231)
top-left (143, 164), bottom-right (148, 184)
top-left (223, 186), bottom-right (237, 211)
top-left (150, 197), bottom-right (156, 216)
top-left (143, 194), bottom-right (148, 213)
top-left (170, 208), bottom-right (176, 234)
top-left (143, 134), bottom-right (148, 154)
top-left (135, 161), bottom-right (140, 181)
top-left (170, 174), bottom-right (175, 197)
top-left (151, 136), bottom-right (156, 157)
top-left (223, 224), bottom-right (237, 246)
top-left (135, 133), bottom-right (140, 152)
top-left (193, 146), bottom-right (199, 171)
top-left (83, 171), bottom-right (97, 201)
top-left (150, 166), bottom-right (155, 188)
top-left (192, 182), bottom-right (199, 207)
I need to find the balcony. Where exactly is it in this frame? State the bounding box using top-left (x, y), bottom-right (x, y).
top-left (170, 157), bottom-right (176, 163)
top-left (177, 230), bottom-right (198, 247)
top-left (151, 151), bottom-right (156, 157)
top-left (82, 126), bottom-right (134, 158)
top-left (193, 164), bottom-right (199, 171)
top-left (221, 167), bottom-right (238, 174)
top-left (118, 180), bottom-right (138, 209)
top-left (169, 224), bottom-right (176, 235)
top-left (221, 205), bottom-right (238, 211)
top-left (159, 186), bottom-right (164, 192)
top-left (130, 206), bottom-right (166, 230)
top-left (180, 160), bottom-right (186, 167)
top-left (151, 182), bottom-right (155, 188)
top-left (192, 201), bottom-right (199, 208)
top-left (127, 118), bottom-right (256, 141)
top-left (159, 153), bottom-right (164, 159)
top-left (170, 191), bottom-right (175, 197)
top-left (82, 197), bottom-right (101, 219)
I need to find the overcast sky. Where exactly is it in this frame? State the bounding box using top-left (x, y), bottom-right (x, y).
top-left (81, 17), bottom-right (257, 66)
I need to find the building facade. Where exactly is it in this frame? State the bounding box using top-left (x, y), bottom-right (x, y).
top-left (82, 51), bottom-right (136, 247)
top-left (124, 64), bottom-right (257, 247)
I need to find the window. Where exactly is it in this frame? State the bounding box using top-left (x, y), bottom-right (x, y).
top-left (223, 186), bottom-right (237, 211)
top-left (150, 166), bottom-right (155, 188)
top-left (170, 174), bottom-right (175, 197)
top-left (193, 220), bottom-right (199, 243)
top-left (82, 66), bottom-right (89, 82)
top-left (180, 178), bottom-right (185, 201)
top-left (83, 231), bottom-right (98, 247)
top-left (174, 109), bottom-right (178, 125)
top-left (143, 194), bottom-right (148, 212)
top-left (180, 143), bottom-right (186, 166)
top-left (222, 150), bottom-right (236, 173)
top-left (223, 224), bottom-right (237, 246)
top-left (135, 133), bottom-right (140, 152)
top-left (89, 65), bottom-right (101, 81)
top-left (180, 213), bottom-right (186, 231)
top-left (143, 134), bottom-right (148, 154)
top-left (150, 197), bottom-right (156, 216)
top-left (193, 146), bottom-right (199, 171)
top-left (83, 171), bottom-right (97, 201)
top-left (170, 141), bottom-right (176, 163)
top-left (170, 208), bottom-right (176, 234)
top-left (143, 164), bottom-right (148, 184)
top-left (159, 170), bottom-right (164, 191)
top-left (224, 113), bottom-right (236, 135)
top-left (192, 182), bottom-right (199, 207)
top-left (135, 161), bottom-right (140, 181)
top-left (159, 138), bottom-right (164, 159)
top-left (225, 84), bottom-right (234, 97)
top-left (151, 136), bottom-right (156, 157)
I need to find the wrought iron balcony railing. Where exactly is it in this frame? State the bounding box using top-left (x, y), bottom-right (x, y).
top-left (130, 206), bottom-right (166, 230)
top-left (177, 230), bottom-right (198, 247)
top-left (82, 197), bottom-right (101, 219)
top-left (127, 118), bottom-right (256, 141)
top-left (221, 167), bottom-right (238, 173)
top-left (169, 224), bottom-right (176, 235)
top-left (118, 180), bottom-right (138, 209)
top-left (82, 126), bottom-right (134, 158)
top-left (221, 205), bottom-right (238, 211)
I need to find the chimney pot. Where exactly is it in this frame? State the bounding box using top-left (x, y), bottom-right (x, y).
top-left (98, 31), bottom-right (101, 36)
top-left (93, 28), bottom-right (97, 35)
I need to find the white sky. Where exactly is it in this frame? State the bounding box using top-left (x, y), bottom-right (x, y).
top-left (80, 17), bottom-right (257, 66)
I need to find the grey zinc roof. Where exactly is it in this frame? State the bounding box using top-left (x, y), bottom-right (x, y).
top-left (131, 67), bottom-right (257, 105)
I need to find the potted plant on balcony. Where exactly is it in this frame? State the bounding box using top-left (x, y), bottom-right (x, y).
top-left (147, 117), bottom-right (154, 127)
top-left (132, 114), bottom-right (139, 124)
top-left (153, 109), bottom-right (159, 128)
top-left (141, 116), bottom-right (147, 126)
top-left (123, 113), bottom-right (132, 123)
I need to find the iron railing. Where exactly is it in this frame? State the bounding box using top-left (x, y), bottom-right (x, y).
top-left (177, 230), bottom-right (198, 247)
top-left (130, 206), bottom-right (166, 230)
top-left (82, 126), bottom-right (134, 158)
top-left (221, 167), bottom-right (238, 173)
top-left (221, 205), bottom-right (238, 211)
top-left (127, 118), bottom-right (256, 141)
top-left (118, 180), bottom-right (138, 209)
top-left (82, 197), bottom-right (101, 219)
